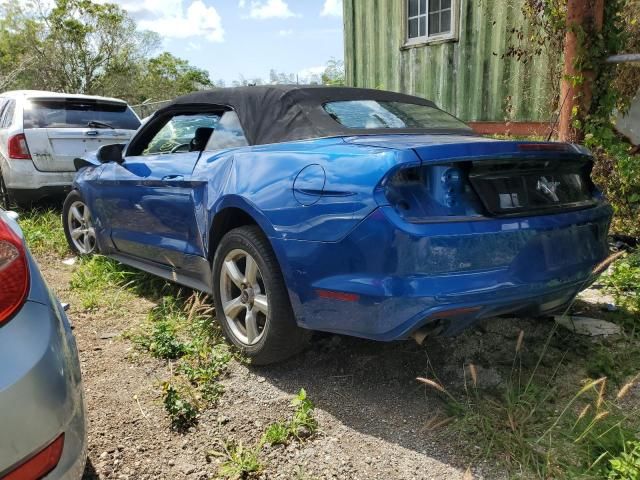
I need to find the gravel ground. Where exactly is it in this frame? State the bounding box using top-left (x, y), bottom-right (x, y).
top-left (35, 252), bottom-right (616, 480)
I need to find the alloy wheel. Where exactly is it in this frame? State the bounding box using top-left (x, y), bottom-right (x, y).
top-left (67, 200), bottom-right (96, 254)
top-left (219, 248), bottom-right (269, 345)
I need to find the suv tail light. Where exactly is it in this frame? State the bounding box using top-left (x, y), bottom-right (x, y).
top-left (0, 218), bottom-right (29, 325)
top-left (8, 134), bottom-right (31, 160)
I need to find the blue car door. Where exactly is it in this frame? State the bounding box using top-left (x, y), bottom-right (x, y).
top-left (97, 111), bottom-right (221, 269)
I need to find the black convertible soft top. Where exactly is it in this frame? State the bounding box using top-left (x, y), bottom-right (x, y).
top-left (158, 85), bottom-right (470, 146)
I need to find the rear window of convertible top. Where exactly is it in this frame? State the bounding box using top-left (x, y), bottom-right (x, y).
top-left (324, 100), bottom-right (471, 131)
top-left (23, 99), bottom-right (141, 130)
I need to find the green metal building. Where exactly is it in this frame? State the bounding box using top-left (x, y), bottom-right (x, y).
top-left (343, 0), bottom-right (558, 124)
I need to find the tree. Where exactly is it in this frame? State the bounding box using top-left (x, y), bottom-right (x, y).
top-left (322, 58), bottom-right (345, 86)
top-left (134, 52), bottom-right (213, 104)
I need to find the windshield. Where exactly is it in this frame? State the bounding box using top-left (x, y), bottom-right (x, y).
top-left (23, 99), bottom-right (141, 130)
top-left (324, 100), bottom-right (471, 131)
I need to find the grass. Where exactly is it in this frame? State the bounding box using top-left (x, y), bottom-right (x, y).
top-left (261, 388), bottom-right (318, 446)
top-left (213, 441), bottom-right (263, 479)
top-left (419, 322), bottom-right (640, 479)
top-left (126, 293), bottom-right (234, 428)
top-left (213, 389), bottom-right (318, 478)
top-left (17, 208), bottom-right (68, 257)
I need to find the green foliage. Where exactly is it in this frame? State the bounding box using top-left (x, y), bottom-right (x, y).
top-left (161, 381), bottom-right (199, 431)
top-left (261, 388), bottom-right (318, 446)
top-left (322, 58), bottom-right (345, 86)
top-left (602, 252), bottom-right (640, 313)
top-left (262, 421), bottom-right (290, 446)
top-left (70, 255), bottom-right (142, 309)
top-left (609, 440), bottom-right (640, 480)
top-left (423, 327), bottom-right (640, 479)
top-left (215, 441), bottom-right (262, 479)
top-left (0, 0), bottom-right (212, 104)
top-left (17, 209), bottom-right (68, 258)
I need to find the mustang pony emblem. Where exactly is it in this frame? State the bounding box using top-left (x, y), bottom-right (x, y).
top-left (537, 176), bottom-right (561, 202)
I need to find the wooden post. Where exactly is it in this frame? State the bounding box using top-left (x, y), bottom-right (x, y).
top-left (558, 0), bottom-right (605, 142)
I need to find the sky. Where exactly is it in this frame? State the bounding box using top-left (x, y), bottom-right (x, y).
top-left (107, 0), bottom-right (345, 84)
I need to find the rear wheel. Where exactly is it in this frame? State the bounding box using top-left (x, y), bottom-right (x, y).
top-left (212, 225), bottom-right (310, 364)
top-left (63, 190), bottom-right (97, 255)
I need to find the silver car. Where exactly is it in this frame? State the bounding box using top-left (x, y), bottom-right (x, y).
top-left (0, 210), bottom-right (86, 479)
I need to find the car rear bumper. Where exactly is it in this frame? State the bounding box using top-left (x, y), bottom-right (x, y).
top-left (1, 156), bottom-right (75, 193)
top-left (0, 297), bottom-right (86, 479)
top-left (273, 203), bottom-right (613, 340)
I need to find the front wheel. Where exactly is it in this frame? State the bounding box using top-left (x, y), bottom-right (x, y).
top-left (212, 225), bottom-right (310, 365)
top-left (63, 190), bottom-right (98, 255)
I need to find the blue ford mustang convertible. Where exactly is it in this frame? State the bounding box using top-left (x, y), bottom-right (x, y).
top-left (64, 86), bottom-right (612, 364)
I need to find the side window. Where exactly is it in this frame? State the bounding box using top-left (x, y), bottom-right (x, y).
top-left (0, 100), bottom-right (15, 128)
top-left (204, 111), bottom-right (249, 151)
top-left (141, 112), bottom-right (221, 155)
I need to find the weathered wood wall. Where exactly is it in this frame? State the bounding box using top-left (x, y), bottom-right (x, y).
top-left (343, 0), bottom-right (558, 122)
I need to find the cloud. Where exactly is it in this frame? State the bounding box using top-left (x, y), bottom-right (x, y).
top-left (278, 29), bottom-right (294, 36)
top-left (320, 0), bottom-right (343, 17)
top-left (298, 65), bottom-right (326, 82)
top-left (238, 0), bottom-right (246, 7)
top-left (104, 0), bottom-right (225, 42)
top-left (248, 0), bottom-right (299, 19)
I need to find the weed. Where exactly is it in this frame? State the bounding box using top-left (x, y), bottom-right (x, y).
top-left (18, 209), bottom-right (68, 257)
top-left (609, 440), bottom-right (640, 479)
top-left (261, 388), bottom-right (318, 446)
top-left (213, 441), bottom-right (262, 479)
top-left (161, 381), bottom-right (199, 431)
top-left (603, 251), bottom-right (640, 314)
top-left (419, 324), bottom-right (640, 479)
top-left (262, 421), bottom-right (289, 446)
top-left (289, 388), bottom-right (318, 440)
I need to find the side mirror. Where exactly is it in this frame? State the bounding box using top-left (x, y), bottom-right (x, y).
top-left (96, 143), bottom-right (125, 164)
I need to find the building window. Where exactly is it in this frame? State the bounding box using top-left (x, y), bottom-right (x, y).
top-left (407, 0), bottom-right (455, 43)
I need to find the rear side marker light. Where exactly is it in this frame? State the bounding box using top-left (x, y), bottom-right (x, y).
top-left (2, 433), bottom-right (65, 480)
top-left (8, 134), bottom-right (31, 160)
top-left (316, 289), bottom-right (360, 302)
top-left (0, 219), bottom-right (29, 325)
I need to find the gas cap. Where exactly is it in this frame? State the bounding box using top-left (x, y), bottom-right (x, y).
top-left (293, 164), bottom-right (326, 206)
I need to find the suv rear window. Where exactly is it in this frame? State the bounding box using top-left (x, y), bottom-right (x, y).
top-left (324, 100), bottom-right (471, 131)
top-left (23, 99), bottom-right (141, 130)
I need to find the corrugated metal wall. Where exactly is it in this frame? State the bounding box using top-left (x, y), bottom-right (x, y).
top-left (344, 0), bottom-right (558, 122)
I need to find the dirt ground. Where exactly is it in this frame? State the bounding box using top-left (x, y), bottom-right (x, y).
top-left (35, 251), bottom-right (623, 480)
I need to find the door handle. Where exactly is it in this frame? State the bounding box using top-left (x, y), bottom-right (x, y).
top-left (162, 174), bottom-right (184, 181)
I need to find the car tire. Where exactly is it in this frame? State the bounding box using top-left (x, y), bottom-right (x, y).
top-left (212, 225), bottom-right (310, 365)
top-left (63, 190), bottom-right (98, 256)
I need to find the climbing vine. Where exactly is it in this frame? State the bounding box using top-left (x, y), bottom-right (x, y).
top-left (506, 0), bottom-right (640, 236)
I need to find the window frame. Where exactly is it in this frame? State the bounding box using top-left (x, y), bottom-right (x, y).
top-left (404, 0), bottom-right (459, 48)
top-left (126, 105), bottom-right (229, 157)
top-left (0, 100), bottom-right (16, 129)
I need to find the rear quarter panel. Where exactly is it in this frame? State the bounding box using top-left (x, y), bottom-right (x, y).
top-left (198, 137), bottom-right (414, 243)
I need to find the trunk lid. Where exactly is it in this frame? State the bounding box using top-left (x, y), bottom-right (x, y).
top-left (348, 135), bottom-right (598, 219)
top-left (24, 128), bottom-right (134, 172)
top-left (22, 96), bottom-right (140, 172)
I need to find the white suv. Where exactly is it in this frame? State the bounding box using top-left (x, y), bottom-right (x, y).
top-left (0, 90), bottom-right (141, 208)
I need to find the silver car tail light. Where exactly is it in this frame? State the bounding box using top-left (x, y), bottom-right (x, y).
top-left (0, 218), bottom-right (29, 324)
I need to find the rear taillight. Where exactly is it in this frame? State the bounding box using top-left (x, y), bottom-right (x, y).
top-left (0, 218), bottom-right (29, 325)
top-left (8, 134), bottom-right (31, 160)
top-left (382, 164), bottom-right (484, 221)
top-left (2, 434), bottom-right (65, 480)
